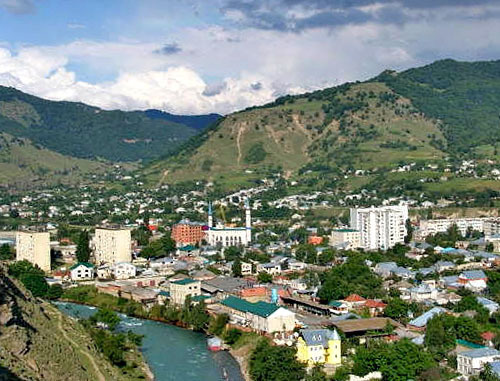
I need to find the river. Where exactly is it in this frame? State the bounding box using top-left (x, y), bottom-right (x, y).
top-left (55, 302), bottom-right (245, 381)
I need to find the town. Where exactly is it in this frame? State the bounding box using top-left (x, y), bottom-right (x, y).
top-left (2, 193), bottom-right (500, 381)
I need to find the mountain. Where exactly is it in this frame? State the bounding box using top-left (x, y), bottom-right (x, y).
top-left (0, 265), bottom-right (143, 380)
top-left (0, 86), bottom-right (218, 162)
top-left (144, 109), bottom-right (221, 130)
top-left (143, 59), bottom-right (500, 191)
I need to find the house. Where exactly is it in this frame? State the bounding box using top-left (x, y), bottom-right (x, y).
top-left (433, 261), bottom-right (455, 273)
top-left (70, 262), bottom-right (94, 281)
top-left (170, 278), bottom-right (201, 305)
top-left (287, 259), bottom-right (307, 272)
top-left (457, 347), bottom-right (500, 376)
top-left (97, 265), bottom-right (112, 279)
top-left (408, 307), bottom-right (447, 331)
top-left (409, 283), bottom-right (438, 302)
top-left (374, 262), bottom-right (397, 278)
top-left (113, 262), bottom-right (136, 280)
top-left (343, 294), bottom-right (366, 309)
top-left (296, 329), bottom-right (341, 366)
top-left (363, 300), bottom-right (387, 317)
top-left (241, 261), bottom-right (253, 276)
top-left (458, 270), bottom-right (488, 291)
top-left (477, 297), bottom-right (499, 315)
top-left (220, 296), bottom-right (295, 333)
top-left (256, 262), bottom-right (281, 276)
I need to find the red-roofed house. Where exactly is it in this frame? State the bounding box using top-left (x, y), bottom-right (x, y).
top-left (364, 299), bottom-right (387, 317)
top-left (343, 294), bottom-right (366, 308)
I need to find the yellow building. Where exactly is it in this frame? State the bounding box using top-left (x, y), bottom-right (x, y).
top-left (93, 228), bottom-right (131, 265)
top-left (297, 329), bottom-right (341, 366)
top-left (16, 231), bottom-right (51, 272)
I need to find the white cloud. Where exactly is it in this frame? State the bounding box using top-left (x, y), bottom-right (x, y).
top-left (1, 7), bottom-right (500, 115)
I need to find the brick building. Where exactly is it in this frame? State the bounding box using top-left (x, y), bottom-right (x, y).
top-left (171, 220), bottom-right (206, 246)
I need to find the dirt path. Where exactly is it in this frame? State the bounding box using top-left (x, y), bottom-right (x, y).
top-left (236, 126), bottom-right (244, 165)
top-left (157, 169), bottom-right (169, 187)
top-left (49, 308), bottom-right (106, 381)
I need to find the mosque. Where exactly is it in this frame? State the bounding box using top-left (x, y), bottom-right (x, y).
top-left (206, 199), bottom-right (252, 247)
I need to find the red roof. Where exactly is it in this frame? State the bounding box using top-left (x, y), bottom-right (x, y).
top-left (481, 331), bottom-right (496, 341)
top-left (345, 294), bottom-right (366, 302)
top-left (364, 299), bottom-right (387, 308)
top-left (239, 287), bottom-right (268, 297)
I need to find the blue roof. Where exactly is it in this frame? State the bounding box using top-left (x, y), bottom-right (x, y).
top-left (300, 329), bottom-right (339, 348)
top-left (461, 270), bottom-right (486, 279)
top-left (477, 297), bottom-right (499, 307)
top-left (459, 347), bottom-right (500, 359)
top-left (409, 307), bottom-right (446, 328)
top-left (490, 361), bottom-right (500, 376)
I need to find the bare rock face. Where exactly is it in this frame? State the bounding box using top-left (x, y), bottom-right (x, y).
top-left (0, 301), bottom-right (14, 326)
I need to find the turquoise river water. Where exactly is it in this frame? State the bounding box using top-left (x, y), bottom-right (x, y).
top-left (55, 302), bottom-right (245, 381)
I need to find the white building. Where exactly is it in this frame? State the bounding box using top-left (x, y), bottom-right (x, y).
top-left (70, 262), bottom-right (94, 281)
top-left (93, 227), bottom-right (132, 265)
top-left (350, 205), bottom-right (408, 250)
top-left (113, 262), bottom-right (137, 280)
top-left (206, 200), bottom-right (252, 247)
top-left (418, 218), bottom-right (486, 238)
top-left (16, 231), bottom-right (51, 272)
top-left (484, 218), bottom-right (500, 237)
top-left (457, 348), bottom-right (500, 376)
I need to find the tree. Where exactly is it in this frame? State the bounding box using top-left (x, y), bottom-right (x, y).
top-left (249, 339), bottom-right (306, 381)
top-left (305, 365), bottom-right (328, 381)
top-left (384, 298), bottom-right (409, 320)
top-left (208, 314), bottom-right (229, 336)
top-left (19, 273), bottom-right (49, 297)
top-left (46, 284), bottom-right (64, 300)
top-left (295, 244), bottom-right (316, 264)
top-left (93, 308), bottom-right (121, 330)
top-left (232, 258), bottom-right (242, 277)
top-left (404, 219), bottom-right (413, 243)
top-left (486, 242), bottom-right (494, 252)
top-left (257, 272), bottom-right (273, 283)
top-left (0, 244), bottom-right (13, 260)
top-left (76, 230), bottom-right (91, 263)
top-left (476, 363), bottom-right (500, 381)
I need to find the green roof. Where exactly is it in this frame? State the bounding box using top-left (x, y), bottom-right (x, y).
top-left (192, 295), bottom-right (210, 302)
top-left (171, 278), bottom-right (198, 286)
top-left (329, 301), bottom-right (343, 307)
top-left (456, 339), bottom-right (485, 349)
top-left (333, 229), bottom-right (358, 233)
top-left (69, 262), bottom-right (94, 270)
top-left (220, 296), bottom-right (279, 318)
top-left (179, 245), bottom-right (196, 251)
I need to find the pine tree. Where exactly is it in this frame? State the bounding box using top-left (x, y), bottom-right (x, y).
top-left (76, 230), bottom-right (91, 263)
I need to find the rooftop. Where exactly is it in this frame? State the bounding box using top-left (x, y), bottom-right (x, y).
top-left (171, 278), bottom-right (198, 286)
top-left (220, 296), bottom-right (280, 318)
top-left (331, 317), bottom-right (400, 334)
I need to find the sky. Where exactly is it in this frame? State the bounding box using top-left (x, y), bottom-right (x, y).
top-left (1, 0), bottom-right (500, 115)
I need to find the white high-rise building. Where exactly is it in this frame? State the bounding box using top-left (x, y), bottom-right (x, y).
top-left (93, 228), bottom-right (132, 265)
top-left (16, 231), bottom-right (51, 272)
top-left (350, 205), bottom-right (408, 250)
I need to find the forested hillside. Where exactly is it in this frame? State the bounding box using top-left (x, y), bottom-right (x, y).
top-left (0, 86), bottom-right (218, 162)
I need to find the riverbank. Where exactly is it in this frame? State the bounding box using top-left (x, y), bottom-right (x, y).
top-left (57, 301), bottom-right (245, 381)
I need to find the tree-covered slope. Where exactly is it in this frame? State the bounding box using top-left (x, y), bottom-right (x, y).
top-left (377, 59), bottom-right (500, 153)
top-left (0, 86), bottom-right (217, 162)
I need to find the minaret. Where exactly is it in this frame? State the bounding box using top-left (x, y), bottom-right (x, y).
top-left (207, 201), bottom-right (213, 228)
top-left (245, 198), bottom-right (251, 243)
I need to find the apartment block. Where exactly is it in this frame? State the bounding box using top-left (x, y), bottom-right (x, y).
top-left (350, 205), bottom-right (408, 250)
top-left (329, 229), bottom-right (361, 249)
top-left (93, 228), bottom-right (132, 265)
top-left (419, 218), bottom-right (486, 238)
top-left (16, 231), bottom-right (51, 272)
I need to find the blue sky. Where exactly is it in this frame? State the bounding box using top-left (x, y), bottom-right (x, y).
top-left (1, 0), bottom-right (500, 114)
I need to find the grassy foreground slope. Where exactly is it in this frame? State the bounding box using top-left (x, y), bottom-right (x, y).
top-left (0, 265), bottom-right (148, 381)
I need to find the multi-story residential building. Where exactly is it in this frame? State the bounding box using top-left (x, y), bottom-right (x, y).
top-left (15, 231), bottom-right (51, 272)
top-left (171, 220), bottom-right (206, 246)
top-left (484, 218), bottom-right (500, 237)
top-left (170, 278), bottom-right (201, 305)
top-left (296, 329), bottom-right (342, 366)
top-left (457, 348), bottom-right (500, 376)
top-left (350, 205), bottom-right (408, 250)
top-left (418, 218), bottom-right (486, 238)
top-left (93, 227), bottom-right (132, 265)
top-left (329, 229), bottom-right (361, 249)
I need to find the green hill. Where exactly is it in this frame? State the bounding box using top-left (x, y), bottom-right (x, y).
top-left (0, 86), bottom-right (220, 162)
top-left (143, 59), bottom-right (500, 191)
